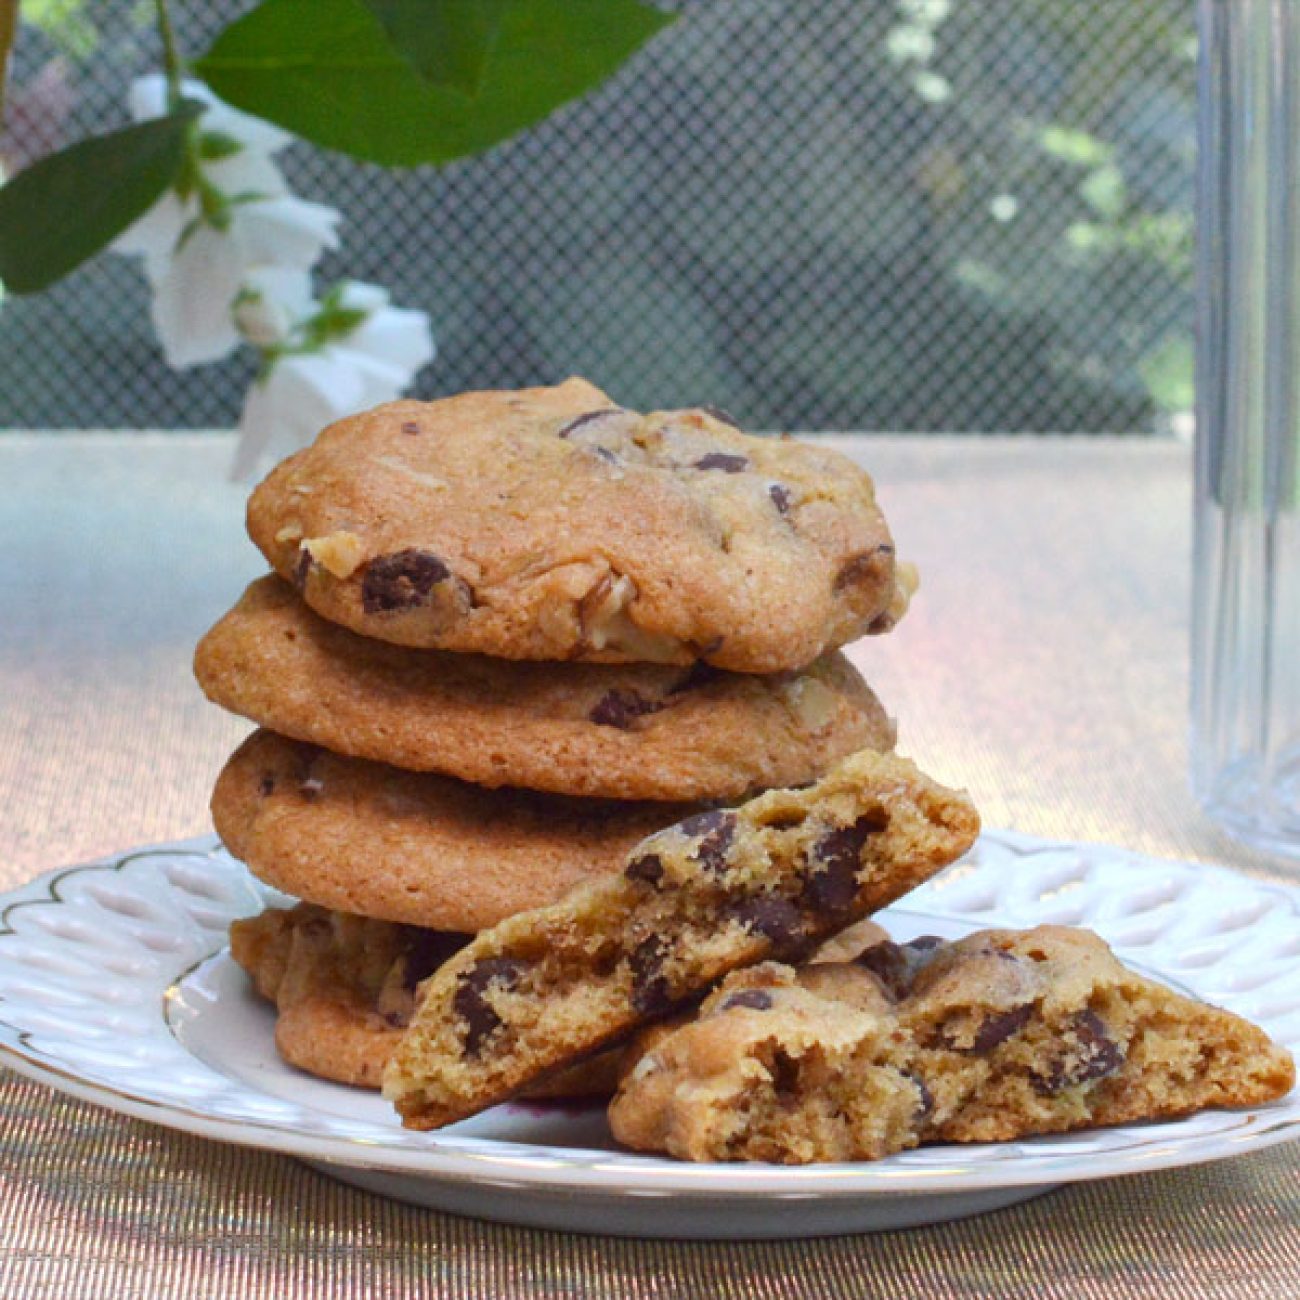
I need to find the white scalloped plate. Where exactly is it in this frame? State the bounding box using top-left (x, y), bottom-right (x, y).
top-left (0, 831), bottom-right (1297, 1239)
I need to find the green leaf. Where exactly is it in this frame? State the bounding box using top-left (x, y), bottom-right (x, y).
top-left (195, 0), bottom-right (676, 167)
top-left (359, 0), bottom-right (508, 95)
top-left (0, 103), bottom-right (200, 294)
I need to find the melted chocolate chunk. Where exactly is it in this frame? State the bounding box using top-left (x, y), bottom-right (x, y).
top-left (628, 936), bottom-right (672, 1015)
top-left (669, 661), bottom-right (724, 694)
top-left (292, 547), bottom-right (313, 591)
top-left (769, 483), bottom-right (793, 515)
top-left (699, 405), bottom-right (741, 429)
top-left (677, 809), bottom-right (737, 874)
top-left (402, 930), bottom-right (471, 991)
top-left (769, 1048), bottom-right (801, 1098)
top-left (905, 1070), bottom-right (935, 1121)
top-left (558, 408), bottom-right (624, 438)
top-left (731, 895), bottom-right (803, 946)
top-left (400, 420), bottom-right (421, 435)
top-left (453, 957), bottom-right (526, 1056)
top-left (854, 941), bottom-right (913, 1000)
top-left (588, 688), bottom-right (663, 730)
top-left (720, 988), bottom-right (774, 1012)
top-left (865, 611), bottom-right (896, 635)
top-left (625, 852), bottom-right (665, 887)
top-left (1032, 1010), bottom-right (1125, 1094)
top-left (693, 452), bottom-right (749, 474)
top-left (361, 550), bottom-right (453, 614)
top-left (802, 812), bottom-right (888, 914)
top-left (257, 773), bottom-right (276, 797)
top-left (939, 1003), bottom-right (1035, 1054)
top-left (833, 545), bottom-right (893, 593)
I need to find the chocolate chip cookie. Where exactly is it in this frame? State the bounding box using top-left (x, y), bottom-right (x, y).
top-left (383, 749), bottom-right (979, 1129)
top-left (213, 729), bottom-right (693, 932)
top-left (608, 927), bottom-right (1296, 1163)
top-left (231, 903), bottom-right (619, 1097)
top-left (195, 577), bottom-right (896, 802)
top-left (246, 379), bottom-right (914, 672)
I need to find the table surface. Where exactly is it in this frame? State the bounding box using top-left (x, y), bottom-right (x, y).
top-left (1, 431), bottom-right (1296, 1299)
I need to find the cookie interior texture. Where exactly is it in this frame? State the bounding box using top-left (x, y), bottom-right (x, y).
top-left (383, 749), bottom-right (980, 1130)
top-left (213, 729), bottom-right (694, 932)
top-left (195, 576), bottom-right (897, 801)
top-left (230, 903), bottom-right (621, 1098)
top-left (607, 927), bottom-right (1297, 1164)
top-left (246, 378), bottom-right (914, 672)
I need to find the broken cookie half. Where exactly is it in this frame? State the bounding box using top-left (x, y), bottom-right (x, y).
top-left (382, 748), bottom-right (980, 1129)
top-left (607, 926), bottom-right (1296, 1164)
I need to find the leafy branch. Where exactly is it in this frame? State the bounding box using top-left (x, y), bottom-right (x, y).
top-left (0, 0), bottom-right (675, 293)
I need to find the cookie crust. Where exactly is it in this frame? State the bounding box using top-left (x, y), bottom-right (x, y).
top-left (195, 577), bottom-right (896, 803)
top-left (213, 730), bottom-right (692, 932)
top-left (246, 379), bottom-right (912, 673)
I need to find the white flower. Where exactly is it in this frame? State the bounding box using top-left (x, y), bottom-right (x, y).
top-left (231, 282), bottom-right (435, 479)
top-left (112, 75), bottom-right (340, 367)
top-left (144, 197), bottom-right (340, 367)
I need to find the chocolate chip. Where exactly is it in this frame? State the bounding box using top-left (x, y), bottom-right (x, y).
top-left (628, 936), bottom-right (672, 1015)
top-left (939, 1003), bottom-right (1035, 1054)
top-left (720, 988), bottom-right (774, 1012)
top-left (833, 546), bottom-right (892, 593)
top-left (292, 547), bottom-right (313, 591)
top-left (904, 1070), bottom-right (935, 1121)
top-left (731, 895), bottom-right (804, 946)
top-left (699, 405), bottom-right (741, 429)
top-left (401, 420), bottom-right (421, 435)
top-left (362, 550), bottom-right (453, 614)
top-left (453, 957), bottom-right (526, 1056)
top-left (625, 852), bottom-right (665, 887)
top-left (866, 611), bottom-right (896, 635)
top-left (588, 688), bottom-right (662, 730)
top-left (802, 812), bottom-right (888, 914)
top-left (257, 773), bottom-right (276, 797)
top-left (677, 809), bottom-right (737, 874)
top-left (558, 408), bottom-right (623, 437)
top-left (769, 1048), bottom-right (801, 1098)
top-left (769, 483), bottom-right (793, 515)
top-left (694, 452), bottom-right (749, 473)
top-left (669, 661), bottom-right (723, 694)
top-left (402, 930), bottom-right (471, 991)
top-left (1032, 1010), bottom-right (1125, 1095)
top-left (854, 941), bottom-right (913, 1000)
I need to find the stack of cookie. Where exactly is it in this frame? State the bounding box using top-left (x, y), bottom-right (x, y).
top-left (195, 378), bottom-right (913, 1092)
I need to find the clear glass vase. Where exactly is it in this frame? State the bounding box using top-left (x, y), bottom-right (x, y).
top-left (1192, 0), bottom-right (1300, 859)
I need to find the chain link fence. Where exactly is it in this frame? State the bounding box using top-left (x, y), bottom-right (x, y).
top-left (0, 0), bottom-right (1195, 432)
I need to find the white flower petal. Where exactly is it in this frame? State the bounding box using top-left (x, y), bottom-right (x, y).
top-left (231, 351), bottom-right (369, 479)
top-left (236, 197), bottom-right (341, 269)
top-left (111, 192), bottom-right (192, 283)
top-left (343, 306), bottom-right (436, 377)
top-left (149, 224), bottom-right (247, 367)
top-left (337, 280), bottom-right (390, 313)
top-left (229, 373), bottom-right (284, 482)
top-left (327, 344), bottom-right (412, 407)
top-left (206, 148), bottom-right (287, 201)
top-left (200, 95), bottom-right (294, 155)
